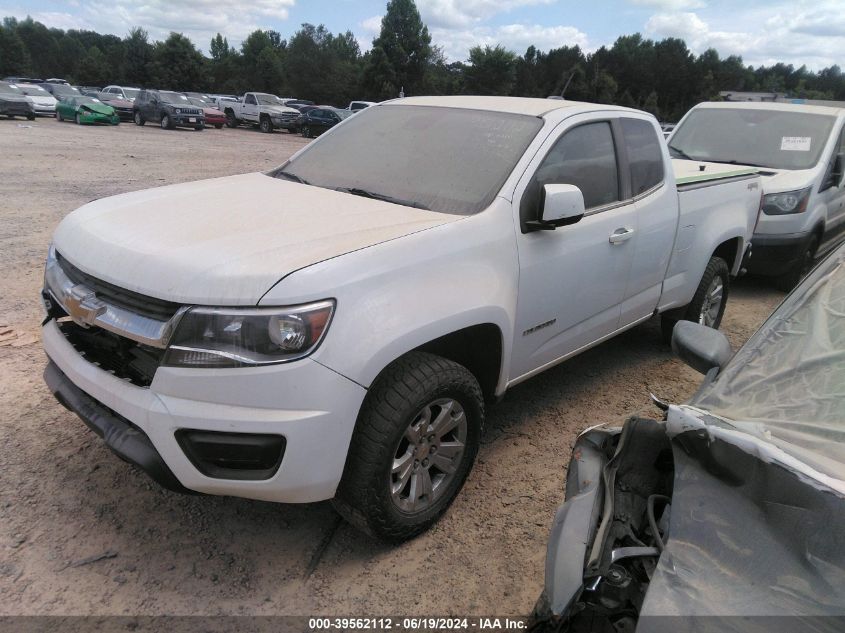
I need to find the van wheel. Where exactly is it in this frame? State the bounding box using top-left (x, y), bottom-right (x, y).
top-left (661, 256), bottom-right (729, 342)
top-left (332, 351), bottom-right (484, 543)
top-left (774, 235), bottom-right (818, 292)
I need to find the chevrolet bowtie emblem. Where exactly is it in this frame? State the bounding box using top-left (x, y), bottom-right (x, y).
top-left (63, 284), bottom-right (107, 327)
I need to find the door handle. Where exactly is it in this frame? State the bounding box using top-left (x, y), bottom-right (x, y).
top-left (609, 227), bottom-right (635, 244)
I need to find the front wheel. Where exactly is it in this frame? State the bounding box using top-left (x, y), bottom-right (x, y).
top-left (259, 117), bottom-right (273, 133)
top-left (160, 114), bottom-right (172, 130)
top-left (214, 123), bottom-right (223, 129)
top-left (56, 111), bottom-right (63, 122)
top-left (332, 351), bottom-right (484, 543)
top-left (775, 235), bottom-right (818, 292)
top-left (75, 113), bottom-right (81, 125)
top-left (27, 113), bottom-right (35, 121)
top-left (301, 125), bottom-right (311, 138)
top-left (661, 256), bottom-right (729, 341)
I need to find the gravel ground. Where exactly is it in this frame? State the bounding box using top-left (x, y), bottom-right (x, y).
top-left (0, 117), bottom-right (785, 618)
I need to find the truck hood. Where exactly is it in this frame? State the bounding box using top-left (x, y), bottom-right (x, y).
top-left (52, 172), bottom-right (458, 305)
top-left (263, 105), bottom-right (299, 115)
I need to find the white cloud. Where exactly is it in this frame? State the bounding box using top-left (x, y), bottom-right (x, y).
top-left (432, 23), bottom-right (589, 61)
top-left (629, 0), bottom-right (706, 10)
top-left (0, 0), bottom-right (296, 51)
top-left (418, 0), bottom-right (556, 29)
top-left (644, 5), bottom-right (845, 69)
top-left (357, 14), bottom-right (382, 52)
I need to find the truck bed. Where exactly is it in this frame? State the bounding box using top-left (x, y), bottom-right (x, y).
top-left (672, 158), bottom-right (759, 190)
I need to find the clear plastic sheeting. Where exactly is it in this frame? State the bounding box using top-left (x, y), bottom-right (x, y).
top-left (691, 245), bottom-right (845, 478)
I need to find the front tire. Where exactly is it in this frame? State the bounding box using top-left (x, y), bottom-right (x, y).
top-left (75, 113), bottom-right (81, 125)
top-left (160, 114), bottom-right (172, 130)
top-left (775, 235), bottom-right (818, 292)
top-left (661, 256), bottom-right (729, 341)
top-left (214, 123), bottom-right (223, 129)
top-left (259, 116), bottom-right (273, 133)
top-left (56, 111), bottom-right (63, 122)
top-left (333, 352), bottom-right (484, 543)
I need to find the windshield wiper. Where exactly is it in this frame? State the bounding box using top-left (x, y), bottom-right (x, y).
top-left (668, 144), bottom-right (697, 160)
top-left (335, 187), bottom-right (429, 210)
top-left (275, 170), bottom-right (310, 185)
top-left (697, 158), bottom-right (771, 169)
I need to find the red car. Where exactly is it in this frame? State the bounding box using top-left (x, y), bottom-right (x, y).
top-left (187, 98), bottom-right (225, 129)
top-left (97, 95), bottom-right (135, 121)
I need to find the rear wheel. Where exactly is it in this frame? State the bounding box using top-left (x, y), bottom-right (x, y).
top-left (301, 125), bottom-right (311, 138)
top-left (56, 110), bottom-right (63, 122)
top-left (214, 123), bottom-right (223, 129)
top-left (332, 351), bottom-right (484, 542)
top-left (26, 113), bottom-right (35, 121)
top-left (134, 111), bottom-right (145, 126)
top-left (75, 113), bottom-right (81, 125)
top-left (661, 256), bottom-right (729, 342)
top-left (775, 235), bottom-right (818, 292)
top-left (225, 111), bottom-right (237, 128)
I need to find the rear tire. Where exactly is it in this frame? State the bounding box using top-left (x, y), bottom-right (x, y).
top-left (56, 111), bottom-right (63, 122)
top-left (225, 111), bottom-right (237, 128)
top-left (774, 235), bottom-right (818, 292)
top-left (332, 351), bottom-right (484, 543)
top-left (661, 256), bottom-right (729, 342)
top-left (214, 123), bottom-right (223, 129)
top-left (134, 111), bottom-right (145, 126)
top-left (75, 113), bottom-right (81, 125)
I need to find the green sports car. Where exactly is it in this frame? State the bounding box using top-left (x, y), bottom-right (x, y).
top-left (56, 96), bottom-right (119, 125)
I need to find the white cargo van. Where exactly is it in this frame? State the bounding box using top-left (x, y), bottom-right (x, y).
top-left (669, 101), bottom-right (845, 289)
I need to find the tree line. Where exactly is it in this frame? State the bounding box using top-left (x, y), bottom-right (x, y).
top-left (2, 0), bottom-right (845, 121)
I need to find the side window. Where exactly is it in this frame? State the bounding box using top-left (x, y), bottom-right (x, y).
top-left (521, 121), bottom-right (620, 223)
top-left (245, 94), bottom-right (256, 105)
top-left (622, 118), bottom-right (664, 195)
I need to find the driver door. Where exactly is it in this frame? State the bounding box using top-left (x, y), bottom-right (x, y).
top-left (510, 115), bottom-right (638, 380)
top-left (243, 94), bottom-right (259, 122)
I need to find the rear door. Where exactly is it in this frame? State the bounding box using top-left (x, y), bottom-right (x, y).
top-left (617, 116), bottom-right (678, 326)
top-left (510, 114), bottom-right (638, 380)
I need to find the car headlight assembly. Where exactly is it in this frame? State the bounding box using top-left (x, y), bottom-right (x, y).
top-left (162, 300), bottom-right (335, 368)
top-left (175, 108), bottom-right (182, 114)
top-left (761, 187), bottom-right (812, 215)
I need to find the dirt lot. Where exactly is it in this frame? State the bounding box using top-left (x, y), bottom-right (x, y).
top-left (0, 117), bottom-right (785, 618)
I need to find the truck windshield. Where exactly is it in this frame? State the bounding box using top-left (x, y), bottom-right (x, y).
top-left (255, 94), bottom-right (284, 106)
top-left (669, 107), bottom-right (836, 170)
top-left (273, 105), bottom-right (544, 215)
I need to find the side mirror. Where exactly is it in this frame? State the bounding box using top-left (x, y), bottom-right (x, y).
top-left (671, 321), bottom-right (732, 375)
top-left (525, 184), bottom-right (585, 232)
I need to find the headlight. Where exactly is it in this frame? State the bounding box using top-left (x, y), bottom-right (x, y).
top-left (761, 187), bottom-right (811, 215)
top-left (162, 300), bottom-right (335, 368)
top-left (175, 108), bottom-right (181, 114)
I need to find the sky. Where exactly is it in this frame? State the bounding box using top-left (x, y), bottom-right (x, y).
top-left (3, 0), bottom-right (844, 71)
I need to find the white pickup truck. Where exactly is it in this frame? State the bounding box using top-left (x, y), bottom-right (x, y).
top-left (223, 91), bottom-right (300, 133)
top-left (41, 96), bottom-right (761, 542)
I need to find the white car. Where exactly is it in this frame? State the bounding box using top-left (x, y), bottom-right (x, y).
top-left (347, 100), bottom-right (376, 111)
top-left (669, 101), bottom-right (845, 289)
top-left (101, 85), bottom-right (141, 102)
top-left (41, 96), bottom-right (761, 542)
top-left (16, 83), bottom-right (57, 116)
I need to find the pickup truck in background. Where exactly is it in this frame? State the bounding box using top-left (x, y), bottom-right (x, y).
top-left (223, 92), bottom-right (301, 133)
top-left (669, 101), bottom-right (845, 289)
top-left (41, 96), bottom-right (761, 542)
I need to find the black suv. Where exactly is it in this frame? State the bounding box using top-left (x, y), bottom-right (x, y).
top-left (133, 89), bottom-right (205, 130)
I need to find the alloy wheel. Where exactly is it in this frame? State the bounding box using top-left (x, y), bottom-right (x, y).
top-left (698, 276), bottom-right (724, 328)
top-left (389, 398), bottom-right (467, 514)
